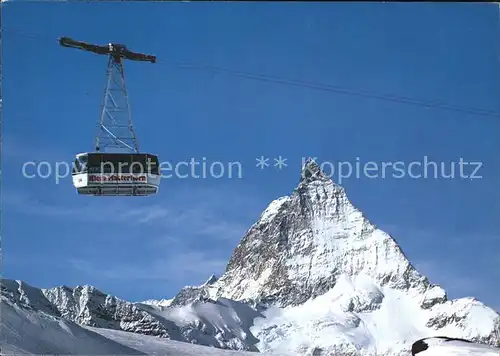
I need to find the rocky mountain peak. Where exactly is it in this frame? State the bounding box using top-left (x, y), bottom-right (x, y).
top-left (192, 161), bottom-right (429, 308)
top-left (300, 157), bottom-right (325, 181)
top-left (299, 157), bottom-right (341, 188)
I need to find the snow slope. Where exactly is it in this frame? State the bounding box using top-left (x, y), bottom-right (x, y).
top-left (3, 291), bottom-right (496, 356)
top-left (0, 295), bottom-right (143, 355)
top-left (0, 293), bottom-right (277, 355)
top-left (249, 274), bottom-right (499, 355)
top-left (88, 327), bottom-right (276, 356)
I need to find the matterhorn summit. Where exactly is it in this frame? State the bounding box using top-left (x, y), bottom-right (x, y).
top-left (203, 158), bottom-right (431, 307)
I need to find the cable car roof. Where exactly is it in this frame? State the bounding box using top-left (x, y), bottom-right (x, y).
top-left (75, 152), bottom-right (159, 158)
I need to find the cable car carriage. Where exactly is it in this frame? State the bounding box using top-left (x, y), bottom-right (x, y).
top-left (72, 153), bottom-right (160, 196)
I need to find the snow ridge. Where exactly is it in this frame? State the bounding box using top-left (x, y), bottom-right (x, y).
top-left (140, 298), bottom-right (174, 308)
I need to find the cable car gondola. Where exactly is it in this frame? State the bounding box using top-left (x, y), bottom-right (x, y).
top-left (72, 153), bottom-right (160, 196)
top-left (60, 37), bottom-right (160, 196)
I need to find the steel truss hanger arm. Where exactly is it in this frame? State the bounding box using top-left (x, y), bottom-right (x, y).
top-left (122, 50), bottom-right (156, 63)
top-left (59, 36), bottom-right (109, 55)
top-left (59, 36), bottom-right (156, 63)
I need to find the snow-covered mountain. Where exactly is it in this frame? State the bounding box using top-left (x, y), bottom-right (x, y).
top-left (2, 159), bottom-right (499, 355)
top-left (0, 290), bottom-right (274, 355)
top-left (1, 278), bottom-right (263, 352)
top-left (207, 159), bottom-right (432, 306)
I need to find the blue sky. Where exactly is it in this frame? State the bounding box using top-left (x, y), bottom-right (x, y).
top-left (3, 2), bottom-right (500, 310)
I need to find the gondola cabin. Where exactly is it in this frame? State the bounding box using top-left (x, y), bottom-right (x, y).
top-left (72, 152), bottom-right (160, 196)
